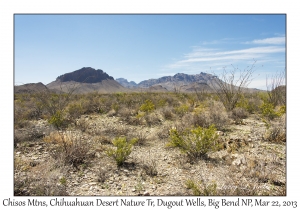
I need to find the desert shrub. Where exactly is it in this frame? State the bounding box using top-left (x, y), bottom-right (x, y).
top-left (14, 158), bottom-right (69, 196)
top-left (210, 61), bottom-right (256, 111)
top-left (260, 102), bottom-right (284, 120)
top-left (48, 110), bottom-right (68, 129)
top-left (160, 107), bottom-right (174, 120)
top-left (157, 98), bottom-right (167, 107)
top-left (247, 97), bottom-right (262, 113)
top-left (192, 112), bottom-right (211, 128)
top-left (174, 104), bottom-right (190, 117)
top-left (67, 102), bottom-right (84, 120)
top-left (145, 112), bottom-right (163, 126)
top-left (185, 179), bottom-right (217, 196)
top-left (142, 159), bottom-right (158, 177)
top-left (103, 123), bottom-right (130, 137)
top-left (192, 106), bottom-right (229, 131)
top-left (81, 94), bottom-right (104, 114)
top-left (117, 107), bottom-right (132, 118)
top-left (97, 167), bottom-right (108, 183)
top-left (263, 123), bottom-right (286, 143)
top-left (167, 125), bottom-right (219, 159)
top-left (209, 109), bottom-right (229, 130)
top-left (14, 127), bottom-right (45, 147)
top-left (98, 95), bottom-right (114, 113)
top-left (75, 118), bottom-right (90, 132)
top-left (127, 112), bottom-right (146, 126)
top-left (134, 129), bottom-right (149, 145)
top-left (231, 107), bottom-right (249, 124)
top-left (111, 103), bottom-right (120, 112)
top-left (44, 131), bottom-right (91, 168)
top-left (140, 99), bottom-right (155, 112)
top-left (157, 125), bottom-right (172, 140)
top-left (277, 105), bottom-right (286, 116)
top-left (106, 137), bottom-right (137, 166)
top-left (266, 70), bottom-right (286, 106)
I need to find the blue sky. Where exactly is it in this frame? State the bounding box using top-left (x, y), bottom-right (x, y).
top-left (14, 14), bottom-right (286, 89)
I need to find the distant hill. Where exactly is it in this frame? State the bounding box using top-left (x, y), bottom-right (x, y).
top-left (56, 67), bottom-right (114, 83)
top-left (116, 78), bottom-right (137, 88)
top-left (148, 85), bottom-right (169, 92)
top-left (134, 72), bottom-right (217, 92)
top-left (46, 67), bottom-right (128, 93)
top-left (14, 82), bottom-right (48, 94)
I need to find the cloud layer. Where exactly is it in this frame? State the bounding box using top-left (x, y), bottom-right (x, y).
top-left (163, 36), bottom-right (286, 89)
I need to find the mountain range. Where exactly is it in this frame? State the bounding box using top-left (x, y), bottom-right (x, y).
top-left (14, 67), bottom-right (260, 94)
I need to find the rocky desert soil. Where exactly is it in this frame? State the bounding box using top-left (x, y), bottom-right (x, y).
top-left (14, 113), bottom-right (286, 196)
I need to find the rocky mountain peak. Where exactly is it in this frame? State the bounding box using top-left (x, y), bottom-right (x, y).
top-left (56, 67), bottom-right (114, 83)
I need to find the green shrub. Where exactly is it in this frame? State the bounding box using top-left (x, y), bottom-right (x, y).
top-left (278, 105), bottom-right (286, 116)
top-left (158, 99), bottom-right (167, 107)
top-left (167, 125), bottom-right (219, 159)
top-left (185, 179), bottom-right (217, 196)
top-left (106, 137), bottom-right (137, 166)
top-left (67, 102), bottom-right (83, 120)
top-left (140, 99), bottom-right (155, 112)
top-left (175, 104), bottom-right (190, 116)
top-left (48, 110), bottom-right (66, 129)
top-left (260, 102), bottom-right (280, 120)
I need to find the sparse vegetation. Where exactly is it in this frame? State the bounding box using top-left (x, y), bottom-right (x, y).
top-left (185, 179), bottom-right (217, 196)
top-left (167, 125), bottom-right (219, 159)
top-left (211, 60), bottom-right (256, 111)
top-left (14, 76), bottom-right (286, 196)
top-left (106, 137), bottom-right (137, 166)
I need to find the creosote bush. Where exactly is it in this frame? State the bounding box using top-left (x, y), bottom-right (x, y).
top-left (260, 102), bottom-right (285, 121)
top-left (174, 104), bottom-right (190, 117)
top-left (106, 137), bottom-right (137, 166)
top-left (140, 99), bottom-right (155, 112)
top-left (167, 125), bottom-right (219, 159)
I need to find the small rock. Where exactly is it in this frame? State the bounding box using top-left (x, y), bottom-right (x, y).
top-left (143, 191), bottom-right (150, 196)
top-left (232, 159), bottom-right (241, 166)
top-left (217, 131), bottom-right (224, 136)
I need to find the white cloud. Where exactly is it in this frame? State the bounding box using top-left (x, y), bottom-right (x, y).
top-left (168, 46), bottom-right (285, 67)
top-left (244, 37), bottom-right (285, 45)
top-left (163, 40), bottom-right (285, 90)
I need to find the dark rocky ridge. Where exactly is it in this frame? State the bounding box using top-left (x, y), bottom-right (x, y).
top-left (56, 67), bottom-right (114, 83)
